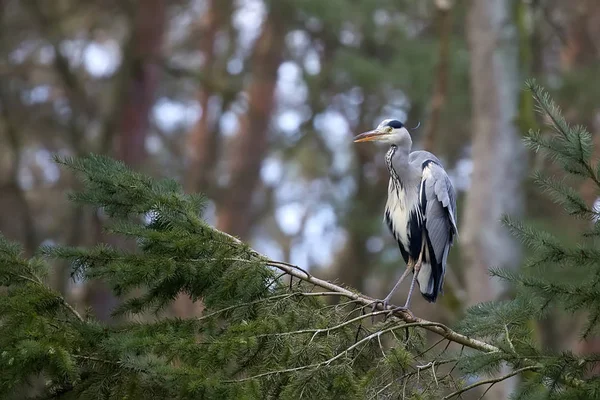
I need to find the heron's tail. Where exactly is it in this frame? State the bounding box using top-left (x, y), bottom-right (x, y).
top-left (415, 242), bottom-right (447, 303)
top-left (416, 262), bottom-right (437, 302)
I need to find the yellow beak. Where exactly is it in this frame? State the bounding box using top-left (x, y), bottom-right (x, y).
top-left (353, 129), bottom-right (386, 143)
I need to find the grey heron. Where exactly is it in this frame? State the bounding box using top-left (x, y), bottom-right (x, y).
top-left (354, 119), bottom-right (458, 313)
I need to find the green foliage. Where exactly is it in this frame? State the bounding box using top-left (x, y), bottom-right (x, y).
top-left (457, 81), bottom-right (600, 398)
top-left (0, 155), bottom-right (452, 399)
top-left (4, 83), bottom-right (600, 398)
top-left (524, 80), bottom-right (595, 178)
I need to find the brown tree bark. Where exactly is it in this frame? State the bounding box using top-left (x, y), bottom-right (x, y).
top-left (87, 0), bottom-right (166, 322)
top-left (175, 0), bottom-right (232, 318)
top-left (463, 0), bottom-right (525, 398)
top-left (559, 0), bottom-right (599, 71)
top-left (117, 0), bottom-right (166, 167)
top-left (184, 0), bottom-right (233, 195)
top-left (215, 5), bottom-right (289, 239)
top-left (421, 0), bottom-right (452, 153)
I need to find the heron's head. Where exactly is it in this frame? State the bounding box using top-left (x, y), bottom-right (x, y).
top-left (353, 119), bottom-right (412, 147)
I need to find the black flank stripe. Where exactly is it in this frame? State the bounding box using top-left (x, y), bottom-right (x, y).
top-left (408, 209), bottom-right (422, 259)
top-left (420, 179), bottom-right (427, 213)
top-left (422, 230), bottom-right (442, 303)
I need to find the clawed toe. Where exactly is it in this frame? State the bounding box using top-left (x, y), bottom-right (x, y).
top-left (369, 301), bottom-right (414, 322)
top-left (370, 299), bottom-right (392, 322)
top-left (370, 300), bottom-right (382, 323)
top-left (388, 305), bottom-right (413, 318)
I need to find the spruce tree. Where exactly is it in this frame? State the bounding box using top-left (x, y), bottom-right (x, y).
top-left (1, 83), bottom-right (600, 399)
top-left (457, 80), bottom-right (600, 399)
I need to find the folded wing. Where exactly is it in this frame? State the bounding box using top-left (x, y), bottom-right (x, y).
top-left (415, 157), bottom-right (458, 302)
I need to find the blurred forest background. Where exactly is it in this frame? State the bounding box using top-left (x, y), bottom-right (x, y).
top-left (1, 0), bottom-right (600, 397)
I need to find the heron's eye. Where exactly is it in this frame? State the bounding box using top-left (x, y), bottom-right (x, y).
top-left (386, 126), bottom-right (393, 133)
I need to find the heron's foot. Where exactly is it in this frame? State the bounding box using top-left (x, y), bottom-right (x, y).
top-left (386, 305), bottom-right (414, 319)
top-left (370, 298), bottom-right (392, 322)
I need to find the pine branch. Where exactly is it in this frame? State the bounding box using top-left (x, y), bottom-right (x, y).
top-left (227, 321), bottom-right (446, 383)
top-left (533, 172), bottom-right (595, 218)
top-left (257, 309), bottom-right (391, 341)
top-left (216, 227), bottom-right (498, 353)
top-left (3, 148), bottom-right (594, 397)
top-left (526, 79), bottom-right (570, 141)
top-left (196, 291), bottom-right (350, 322)
top-left (14, 273), bottom-right (83, 323)
top-left (1, 248), bottom-right (84, 323)
top-left (268, 258), bottom-right (500, 352)
top-left (526, 79), bottom-right (600, 184)
top-left (210, 226), bottom-right (588, 390)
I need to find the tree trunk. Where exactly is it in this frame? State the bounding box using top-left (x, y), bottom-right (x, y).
top-left (184, 0), bottom-right (232, 195)
top-left (215, 5), bottom-right (288, 239)
top-left (117, 0), bottom-right (166, 167)
top-left (463, 0), bottom-right (525, 397)
top-left (176, 0), bottom-right (232, 318)
top-left (421, 0), bottom-right (453, 153)
top-left (559, 0), bottom-right (598, 71)
top-left (87, 0), bottom-right (166, 322)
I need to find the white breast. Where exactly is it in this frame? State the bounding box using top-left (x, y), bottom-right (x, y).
top-left (385, 179), bottom-right (420, 249)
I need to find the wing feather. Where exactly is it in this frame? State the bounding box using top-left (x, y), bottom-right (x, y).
top-left (422, 162), bottom-right (457, 241)
top-left (415, 157), bottom-right (458, 301)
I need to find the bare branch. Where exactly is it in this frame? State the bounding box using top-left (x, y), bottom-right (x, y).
top-left (211, 228), bottom-right (499, 354)
top-left (264, 258), bottom-right (499, 352)
top-left (442, 365), bottom-right (540, 399)
top-left (207, 225), bottom-right (592, 390)
top-left (504, 324), bottom-right (517, 354)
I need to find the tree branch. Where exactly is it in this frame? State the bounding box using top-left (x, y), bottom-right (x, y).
top-left (196, 291), bottom-right (351, 322)
top-left (208, 225), bottom-right (591, 390)
top-left (213, 228), bottom-right (499, 354)
top-left (442, 365), bottom-right (540, 399)
top-left (227, 321), bottom-right (446, 383)
top-left (258, 309), bottom-right (392, 342)
top-left (9, 271), bottom-right (84, 323)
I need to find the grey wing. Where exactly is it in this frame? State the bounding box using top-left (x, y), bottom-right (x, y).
top-left (420, 160), bottom-right (458, 265)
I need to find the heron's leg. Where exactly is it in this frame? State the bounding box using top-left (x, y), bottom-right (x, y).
top-left (382, 260), bottom-right (414, 304)
top-left (402, 238), bottom-right (426, 309)
top-left (389, 238), bottom-right (426, 314)
top-left (403, 262), bottom-right (421, 309)
top-left (370, 258), bottom-right (415, 319)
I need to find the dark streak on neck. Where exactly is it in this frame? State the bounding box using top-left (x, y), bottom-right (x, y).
top-left (386, 145), bottom-right (403, 190)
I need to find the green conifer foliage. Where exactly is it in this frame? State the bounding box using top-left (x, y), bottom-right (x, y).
top-left (0, 155), bottom-right (430, 399)
top-left (457, 81), bottom-right (600, 399)
top-left (3, 84), bottom-right (600, 398)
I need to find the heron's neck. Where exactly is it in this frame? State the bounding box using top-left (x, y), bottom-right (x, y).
top-left (386, 144), bottom-right (411, 163)
top-left (386, 144), bottom-right (413, 187)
